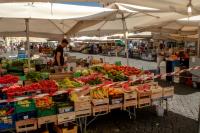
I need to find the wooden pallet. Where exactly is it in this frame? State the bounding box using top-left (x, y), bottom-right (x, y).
top-left (57, 112), bottom-right (75, 125)
top-left (37, 115), bottom-right (57, 128)
top-left (15, 118), bottom-right (37, 133)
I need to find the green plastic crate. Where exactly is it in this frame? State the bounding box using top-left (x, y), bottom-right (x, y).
top-left (14, 99), bottom-right (36, 114)
top-left (37, 106), bottom-right (56, 117)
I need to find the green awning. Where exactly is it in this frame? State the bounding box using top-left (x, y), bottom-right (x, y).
top-left (115, 40), bottom-right (125, 46)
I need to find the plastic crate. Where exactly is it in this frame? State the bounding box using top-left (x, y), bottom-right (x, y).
top-left (14, 110), bottom-right (36, 121)
top-left (0, 104), bottom-right (15, 117)
top-left (56, 102), bottom-right (74, 114)
top-left (14, 99), bottom-right (36, 114)
top-left (0, 115), bottom-right (15, 130)
top-left (37, 105), bottom-right (56, 117)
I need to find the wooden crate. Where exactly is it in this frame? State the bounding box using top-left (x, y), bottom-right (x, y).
top-left (37, 115), bottom-right (57, 128)
top-left (151, 85), bottom-right (163, 100)
top-left (92, 98), bottom-right (109, 116)
top-left (75, 109), bottom-right (91, 118)
top-left (57, 112), bottom-right (75, 125)
top-left (123, 91), bottom-right (137, 109)
top-left (74, 96), bottom-right (91, 118)
top-left (137, 91), bottom-right (151, 108)
top-left (49, 73), bottom-right (72, 80)
top-left (16, 118), bottom-right (37, 133)
top-left (74, 101), bottom-right (91, 111)
top-left (123, 100), bottom-right (137, 109)
top-left (109, 103), bottom-right (123, 111)
top-left (124, 91), bottom-right (137, 100)
top-left (92, 105), bottom-right (109, 116)
top-left (92, 98), bottom-right (109, 106)
top-left (162, 86), bottom-right (174, 98)
top-left (76, 95), bottom-right (90, 102)
top-left (24, 80), bottom-right (32, 85)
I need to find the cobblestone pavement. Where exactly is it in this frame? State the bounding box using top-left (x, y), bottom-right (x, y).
top-left (67, 52), bottom-right (157, 70)
top-left (87, 83), bottom-right (200, 133)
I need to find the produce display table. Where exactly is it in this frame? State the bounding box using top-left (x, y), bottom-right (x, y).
top-left (0, 64), bottom-right (175, 133)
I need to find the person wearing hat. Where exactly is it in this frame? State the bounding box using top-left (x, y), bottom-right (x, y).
top-left (53, 39), bottom-right (69, 67)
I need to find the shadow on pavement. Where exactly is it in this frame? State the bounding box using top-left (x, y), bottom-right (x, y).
top-left (87, 107), bottom-right (198, 133)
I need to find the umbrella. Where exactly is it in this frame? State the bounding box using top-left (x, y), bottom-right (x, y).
top-left (0, 2), bottom-right (114, 69)
top-left (71, 3), bottom-right (185, 65)
top-left (0, 2), bottom-right (113, 39)
top-left (134, 16), bottom-right (200, 57)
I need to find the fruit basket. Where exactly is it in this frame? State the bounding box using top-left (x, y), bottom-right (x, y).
top-left (14, 99), bottom-right (36, 114)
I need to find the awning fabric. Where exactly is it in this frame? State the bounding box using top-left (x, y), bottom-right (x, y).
top-left (0, 2), bottom-right (114, 39)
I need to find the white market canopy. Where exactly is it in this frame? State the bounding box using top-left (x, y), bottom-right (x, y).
top-left (74, 3), bottom-right (185, 36)
top-left (134, 14), bottom-right (200, 36)
top-left (0, 2), bottom-right (114, 39)
top-left (2, 0), bottom-right (200, 15)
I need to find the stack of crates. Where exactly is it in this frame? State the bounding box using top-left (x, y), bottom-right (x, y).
top-left (14, 99), bottom-right (37, 132)
top-left (35, 96), bottom-right (57, 128)
top-left (54, 93), bottom-right (75, 125)
top-left (0, 103), bottom-right (15, 131)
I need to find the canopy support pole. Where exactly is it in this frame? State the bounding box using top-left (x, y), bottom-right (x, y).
top-left (25, 19), bottom-right (31, 70)
top-left (198, 104), bottom-right (200, 133)
top-left (122, 13), bottom-right (129, 66)
top-left (198, 26), bottom-right (200, 58)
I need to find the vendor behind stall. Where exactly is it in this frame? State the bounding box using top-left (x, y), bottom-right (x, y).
top-left (53, 39), bottom-right (69, 67)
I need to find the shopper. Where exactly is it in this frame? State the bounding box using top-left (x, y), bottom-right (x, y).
top-left (157, 43), bottom-right (165, 73)
top-left (53, 39), bottom-right (69, 66)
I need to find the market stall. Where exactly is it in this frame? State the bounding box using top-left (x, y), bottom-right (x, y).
top-left (0, 63), bottom-right (175, 133)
